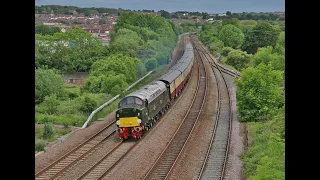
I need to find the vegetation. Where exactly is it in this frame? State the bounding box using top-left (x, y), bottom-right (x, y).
top-left (35, 13), bottom-right (178, 131)
top-left (218, 24), bottom-right (244, 49)
top-left (35, 69), bottom-right (65, 104)
top-left (198, 17), bottom-right (285, 179)
top-left (35, 24), bottom-right (61, 36)
top-left (242, 108), bottom-right (284, 180)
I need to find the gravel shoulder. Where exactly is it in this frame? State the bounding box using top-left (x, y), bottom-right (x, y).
top-left (223, 76), bottom-right (245, 180)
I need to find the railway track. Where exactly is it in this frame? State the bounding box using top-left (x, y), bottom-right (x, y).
top-left (193, 38), bottom-right (232, 180)
top-left (142, 44), bottom-right (208, 180)
top-left (76, 140), bottom-right (137, 180)
top-left (194, 48), bottom-right (241, 78)
top-left (35, 121), bottom-right (116, 180)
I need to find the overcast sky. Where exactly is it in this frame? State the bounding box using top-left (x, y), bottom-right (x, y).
top-left (35, 0), bottom-right (284, 14)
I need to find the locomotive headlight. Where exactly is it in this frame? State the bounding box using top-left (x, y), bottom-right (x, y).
top-left (116, 114), bottom-right (119, 117)
top-left (138, 113), bottom-right (140, 116)
top-left (137, 119), bottom-right (142, 124)
top-left (116, 120), bottom-right (120, 125)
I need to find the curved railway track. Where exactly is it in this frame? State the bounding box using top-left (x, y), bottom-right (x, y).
top-left (193, 38), bottom-right (232, 180)
top-left (193, 49), bottom-right (241, 78)
top-left (142, 45), bottom-right (208, 180)
top-left (35, 121), bottom-right (116, 180)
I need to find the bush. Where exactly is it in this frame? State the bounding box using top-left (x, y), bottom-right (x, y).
top-left (35, 140), bottom-right (46, 152)
top-left (42, 122), bottom-right (55, 139)
top-left (42, 94), bottom-right (60, 114)
top-left (226, 49), bottom-right (252, 71)
top-left (79, 94), bottom-right (97, 113)
top-left (145, 58), bottom-right (158, 71)
top-left (221, 47), bottom-right (234, 56)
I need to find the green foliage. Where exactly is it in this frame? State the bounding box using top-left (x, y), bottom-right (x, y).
top-left (222, 18), bottom-right (240, 28)
top-left (42, 122), bottom-right (55, 139)
top-left (252, 46), bottom-right (285, 71)
top-left (99, 19), bottom-right (107, 24)
top-left (64, 87), bottom-right (80, 99)
top-left (35, 68), bottom-right (65, 104)
top-left (35, 27), bottom-right (107, 72)
top-left (135, 60), bottom-right (148, 78)
top-left (90, 53), bottom-right (138, 83)
top-left (208, 40), bottom-right (224, 55)
top-left (221, 46), bottom-right (235, 56)
top-left (240, 20), bottom-right (258, 26)
top-left (225, 50), bottom-right (252, 71)
top-left (159, 10), bottom-right (170, 19)
top-left (242, 108), bottom-right (284, 179)
top-left (35, 140), bottom-right (46, 152)
top-left (145, 58), bottom-right (158, 71)
top-left (101, 74), bottom-right (128, 95)
top-left (218, 24), bottom-right (244, 49)
top-left (82, 54), bottom-right (136, 95)
top-left (235, 63), bottom-right (284, 122)
top-left (79, 94), bottom-right (97, 113)
top-left (109, 28), bottom-right (144, 57)
top-left (42, 94), bottom-right (60, 114)
top-left (35, 24), bottom-right (61, 36)
top-left (242, 21), bottom-right (280, 54)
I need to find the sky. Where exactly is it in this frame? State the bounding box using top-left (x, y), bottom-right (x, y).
top-left (35, 0), bottom-right (285, 14)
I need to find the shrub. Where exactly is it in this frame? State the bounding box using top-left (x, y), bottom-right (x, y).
top-left (35, 140), bottom-right (46, 152)
top-left (42, 122), bottom-right (55, 139)
top-left (79, 94), bottom-right (97, 113)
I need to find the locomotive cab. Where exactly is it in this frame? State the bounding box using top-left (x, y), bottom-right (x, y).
top-left (116, 96), bottom-right (147, 139)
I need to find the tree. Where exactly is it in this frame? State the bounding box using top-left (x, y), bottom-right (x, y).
top-left (159, 10), bottom-right (170, 19)
top-left (35, 24), bottom-right (61, 36)
top-left (222, 18), bottom-right (240, 28)
top-left (218, 24), bottom-right (244, 49)
top-left (42, 94), bottom-right (60, 114)
top-left (226, 11), bottom-right (232, 16)
top-left (208, 40), bottom-right (224, 55)
top-left (109, 28), bottom-right (143, 57)
top-left (35, 69), bottom-right (65, 104)
top-left (100, 74), bottom-right (128, 95)
top-left (202, 12), bottom-right (209, 20)
top-left (252, 46), bottom-right (284, 71)
top-left (242, 21), bottom-right (280, 54)
top-left (79, 94), bottom-right (97, 113)
top-left (90, 53), bottom-right (138, 83)
top-left (35, 27), bottom-right (106, 72)
top-left (99, 19), bottom-right (107, 24)
top-left (235, 63), bottom-right (284, 122)
top-left (221, 46), bottom-right (235, 56)
top-left (145, 58), bottom-right (158, 71)
top-left (225, 50), bottom-right (252, 71)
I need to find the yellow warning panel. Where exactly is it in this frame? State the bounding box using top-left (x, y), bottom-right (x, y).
top-left (119, 117), bottom-right (139, 127)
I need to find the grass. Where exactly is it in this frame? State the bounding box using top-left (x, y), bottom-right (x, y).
top-left (35, 125), bottom-right (73, 152)
top-left (241, 108), bottom-right (284, 180)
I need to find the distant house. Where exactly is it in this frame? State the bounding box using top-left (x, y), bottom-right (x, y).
top-left (62, 72), bottom-right (89, 85)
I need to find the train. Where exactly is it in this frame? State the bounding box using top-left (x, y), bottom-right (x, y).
top-left (115, 43), bottom-right (194, 139)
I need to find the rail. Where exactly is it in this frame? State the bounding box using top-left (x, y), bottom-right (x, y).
top-left (82, 70), bottom-right (154, 128)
